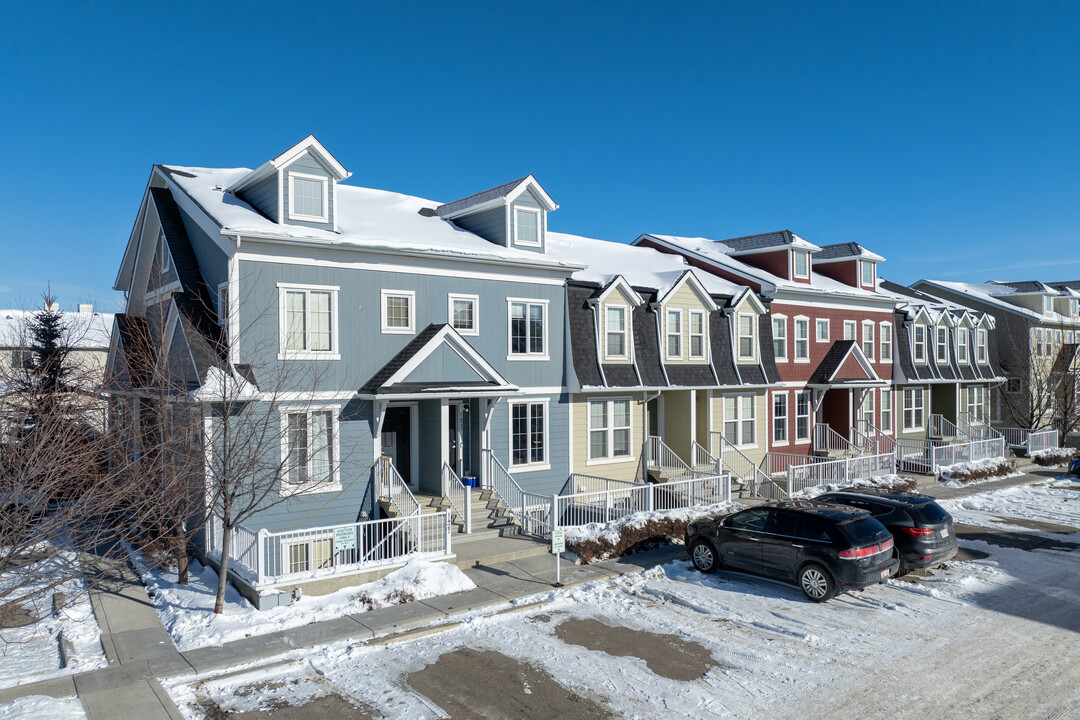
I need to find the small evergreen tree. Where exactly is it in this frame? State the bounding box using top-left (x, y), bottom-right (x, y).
top-left (28, 291), bottom-right (71, 397)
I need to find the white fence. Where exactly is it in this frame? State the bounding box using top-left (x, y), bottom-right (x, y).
top-left (896, 438), bottom-right (935, 474)
top-left (1002, 428), bottom-right (1059, 454)
top-left (442, 463), bottom-right (472, 534)
top-left (786, 452), bottom-right (896, 496)
top-left (554, 474), bottom-right (730, 532)
top-left (208, 511), bottom-right (453, 586)
top-left (375, 456), bottom-right (420, 517)
top-left (931, 437), bottom-right (1007, 471)
top-left (482, 449), bottom-right (552, 538)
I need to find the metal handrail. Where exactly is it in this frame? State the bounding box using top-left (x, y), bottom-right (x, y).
top-left (813, 423), bottom-right (861, 455)
top-left (644, 435), bottom-right (696, 482)
top-left (958, 412), bottom-right (1003, 441)
top-left (691, 441), bottom-right (723, 475)
top-left (710, 431), bottom-right (787, 500)
top-left (375, 456), bottom-right (421, 517)
top-left (481, 449), bottom-right (551, 537)
top-left (441, 463), bottom-right (472, 534)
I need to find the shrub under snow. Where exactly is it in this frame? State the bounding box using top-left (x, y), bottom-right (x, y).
top-left (791, 474), bottom-right (918, 499)
top-left (939, 457), bottom-right (1017, 485)
top-left (564, 503), bottom-right (740, 565)
top-left (1031, 447), bottom-right (1078, 468)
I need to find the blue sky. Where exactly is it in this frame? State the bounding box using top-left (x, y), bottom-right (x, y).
top-left (1, 2), bottom-right (1078, 312)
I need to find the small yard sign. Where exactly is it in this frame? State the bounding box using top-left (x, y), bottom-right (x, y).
top-left (334, 527), bottom-right (357, 551)
top-left (551, 528), bottom-right (566, 554)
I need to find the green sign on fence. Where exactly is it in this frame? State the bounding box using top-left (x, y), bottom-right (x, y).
top-left (334, 526), bottom-right (357, 551)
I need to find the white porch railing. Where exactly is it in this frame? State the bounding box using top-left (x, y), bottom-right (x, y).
top-left (896, 437), bottom-right (935, 474)
top-left (442, 463), bottom-right (472, 534)
top-left (692, 441), bottom-right (723, 475)
top-left (958, 412), bottom-right (1003, 442)
top-left (481, 449), bottom-right (551, 538)
top-left (375, 456), bottom-right (420, 517)
top-left (931, 437), bottom-right (1007, 470)
top-left (929, 414), bottom-right (967, 440)
top-left (563, 473), bottom-right (643, 496)
top-left (762, 451), bottom-right (817, 478)
top-left (709, 432), bottom-right (786, 500)
top-left (554, 474), bottom-right (730, 531)
top-left (1001, 428), bottom-right (1060, 454)
top-left (644, 436), bottom-right (696, 482)
top-left (207, 511), bottom-right (453, 586)
top-left (786, 452), bottom-right (897, 496)
top-left (813, 423), bottom-right (861, 455)
top-left (859, 419), bottom-right (898, 458)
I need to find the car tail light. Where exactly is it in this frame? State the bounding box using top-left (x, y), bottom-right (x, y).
top-left (840, 536), bottom-right (893, 559)
top-left (901, 527), bottom-right (936, 537)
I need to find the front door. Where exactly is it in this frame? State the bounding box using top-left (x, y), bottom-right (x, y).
top-left (382, 406), bottom-right (413, 488)
top-left (447, 404), bottom-right (461, 476)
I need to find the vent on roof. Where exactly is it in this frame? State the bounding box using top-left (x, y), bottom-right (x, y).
top-left (418, 207), bottom-right (438, 217)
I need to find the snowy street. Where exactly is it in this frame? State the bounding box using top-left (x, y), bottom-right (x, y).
top-left (155, 477), bottom-right (1080, 720)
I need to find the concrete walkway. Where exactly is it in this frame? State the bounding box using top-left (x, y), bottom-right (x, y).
top-left (0, 463), bottom-right (1067, 717)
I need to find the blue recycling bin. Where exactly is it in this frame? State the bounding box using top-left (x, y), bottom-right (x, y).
top-left (462, 475), bottom-right (479, 488)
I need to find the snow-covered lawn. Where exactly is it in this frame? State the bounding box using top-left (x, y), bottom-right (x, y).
top-left (938, 457), bottom-right (1021, 487)
top-left (939, 478), bottom-right (1080, 531)
top-left (129, 552), bottom-right (475, 651)
top-left (0, 695), bottom-right (85, 720)
top-left (790, 473), bottom-right (916, 499)
top-left (161, 480), bottom-right (1080, 719)
top-left (0, 553), bottom-right (106, 689)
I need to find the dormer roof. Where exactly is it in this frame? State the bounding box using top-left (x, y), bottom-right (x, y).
top-left (713, 230), bottom-right (820, 256)
top-left (987, 280), bottom-right (1059, 295)
top-left (813, 242), bottom-right (886, 264)
top-left (435, 175), bottom-right (557, 219)
top-left (224, 135), bottom-right (350, 195)
top-left (655, 270), bottom-right (720, 312)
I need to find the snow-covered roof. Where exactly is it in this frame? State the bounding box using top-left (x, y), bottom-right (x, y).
top-left (987, 280), bottom-right (1059, 295)
top-left (711, 230), bottom-right (820, 255)
top-left (158, 166), bottom-right (583, 273)
top-left (814, 242), bottom-right (886, 264)
top-left (545, 232), bottom-right (742, 299)
top-left (639, 234), bottom-right (892, 303)
top-left (918, 279), bottom-right (1080, 326)
top-left (877, 279), bottom-right (991, 325)
top-left (0, 309), bottom-right (114, 350)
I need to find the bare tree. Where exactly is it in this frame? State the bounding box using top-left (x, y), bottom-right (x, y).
top-left (997, 319), bottom-right (1080, 442)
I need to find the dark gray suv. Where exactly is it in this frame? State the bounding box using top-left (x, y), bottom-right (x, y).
top-left (686, 501), bottom-right (900, 602)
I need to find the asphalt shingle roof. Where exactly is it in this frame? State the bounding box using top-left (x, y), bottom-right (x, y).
top-left (435, 176), bottom-right (529, 218)
top-left (714, 230), bottom-right (799, 253)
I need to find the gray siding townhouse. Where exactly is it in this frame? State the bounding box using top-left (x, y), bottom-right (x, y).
top-left (108, 137), bottom-right (586, 603)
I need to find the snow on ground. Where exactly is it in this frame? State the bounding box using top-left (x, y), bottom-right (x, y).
top-left (939, 479), bottom-right (1080, 531)
top-left (0, 554), bottom-right (106, 689)
top-left (938, 457), bottom-right (1021, 488)
top-left (162, 480), bottom-right (1080, 719)
top-left (0, 695), bottom-right (86, 720)
top-left (563, 502), bottom-right (741, 554)
top-left (129, 551), bottom-right (474, 651)
top-left (790, 474), bottom-right (913, 499)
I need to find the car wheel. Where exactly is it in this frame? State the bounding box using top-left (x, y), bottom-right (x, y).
top-left (892, 549), bottom-right (909, 577)
top-left (690, 538), bottom-right (719, 574)
top-left (798, 564), bottom-right (836, 602)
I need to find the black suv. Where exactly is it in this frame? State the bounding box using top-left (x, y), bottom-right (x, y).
top-left (686, 501), bottom-right (899, 602)
top-left (816, 488), bottom-right (957, 572)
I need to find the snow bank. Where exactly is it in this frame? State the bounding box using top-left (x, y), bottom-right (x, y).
top-left (128, 548), bottom-right (474, 651)
top-left (1031, 447), bottom-right (1078, 467)
top-left (939, 483), bottom-right (1080, 530)
top-left (0, 696), bottom-right (86, 720)
top-left (790, 474), bottom-right (918, 499)
top-left (939, 457), bottom-right (1019, 488)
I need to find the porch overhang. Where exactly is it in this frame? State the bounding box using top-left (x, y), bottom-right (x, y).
top-left (806, 340), bottom-right (885, 388)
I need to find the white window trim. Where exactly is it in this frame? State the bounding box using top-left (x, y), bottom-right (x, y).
top-left (843, 320), bottom-right (857, 342)
top-left (903, 387), bottom-right (926, 432)
top-left (277, 283), bottom-right (341, 360)
top-left (507, 298), bottom-right (550, 360)
top-left (792, 250), bottom-right (810, 279)
top-left (512, 206), bottom-right (543, 247)
top-left (159, 231), bottom-right (170, 274)
top-left (794, 390), bottom-right (812, 445)
top-left (381, 289), bottom-right (416, 335)
top-left (793, 316), bottom-right (810, 363)
top-left (913, 325), bottom-right (926, 364)
top-left (975, 329), bottom-right (988, 365)
top-left (881, 389), bottom-right (893, 433)
top-left (815, 318), bottom-right (830, 343)
top-left (688, 309), bottom-right (708, 360)
top-left (860, 260), bottom-right (875, 288)
top-left (879, 321), bottom-right (893, 363)
top-left (723, 393), bottom-right (758, 450)
top-left (287, 171), bottom-right (330, 223)
top-left (935, 325), bottom-right (949, 364)
top-left (604, 303), bottom-right (631, 361)
top-left (508, 398), bottom-right (550, 472)
top-left (771, 390), bottom-right (789, 447)
top-left (217, 282), bottom-right (229, 327)
top-left (665, 308), bottom-right (684, 361)
top-left (956, 327), bottom-right (969, 364)
top-left (862, 321), bottom-right (875, 361)
top-left (447, 293), bottom-right (479, 336)
top-left (278, 405), bottom-right (342, 495)
top-left (772, 314), bottom-right (788, 363)
top-left (737, 313), bottom-right (757, 362)
top-left (586, 397), bottom-right (634, 465)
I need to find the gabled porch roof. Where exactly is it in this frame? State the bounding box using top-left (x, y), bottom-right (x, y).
top-left (359, 324), bottom-right (518, 400)
top-left (806, 340), bottom-right (887, 388)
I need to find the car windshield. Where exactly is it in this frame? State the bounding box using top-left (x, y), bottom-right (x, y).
top-left (839, 516), bottom-right (888, 545)
top-left (909, 501), bottom-right (951, 525)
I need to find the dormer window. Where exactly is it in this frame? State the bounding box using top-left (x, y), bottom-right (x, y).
top-left (957, 327), bottom-right (969, 363)
top-left (288, 172), bottom-right (329, 222)
top-left (936, 326), bottom-right (948, 364)
top-left (860, 261), bottom-right (875, 287)
top-left (1043, 295), bottom-right (1054, 315)
top-left (913, 325), bottom-right (926, 363)
top-left (792, 251), bottom-right (809, 279)
top-left (514, 207), bottom-right (541, 247)
top-left (1071, 299), bottom-right (1079, 318)
top-left (976, 329), bottom-right (988, 363)
top-left (158, 231), bottom-right (170, 274)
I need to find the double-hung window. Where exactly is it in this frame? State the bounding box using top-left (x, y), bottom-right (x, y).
top-left (381, 290), bottom-right (415, 334)
top-left (862, 322), bottom-right (874, 360)
top-left (861, 261), bottom-right (875, 287)
top-left (795, 391), bottom-right (811, 442)
top-left (510, 401), bottom-right (547, 468)
top-left (689, 311), bottom-right (706, 359)
top-left (1043, 295), bottom-right (1053, 315)
top-left (588, 399), bottom-right (632, 461)
top-left (605, 305), bottom-right (628, 359)
top-left (844, 321), bottom-right (856, 341)
top-left (967, 386), bottom-right (986, 422)
top-left (880, 322), bottom-right (892, 362)
top-left (281, 285), bottom-right (338, 357)
top-left (772, 315), bottom-right (788, 361)
top-left (913, 325), bottom-right (926, 362)
top-left (723, 395), bottom-right (756, 447)
top-left (957, 327), bottom-right (969, 363)
top-left (288, 172), bottom-right (328, 222)
top-left (881, 389), bottom-right (892, 432)
top-left (449, 294), bottom-right (478, 335)
top-left (773, 392), bottom-right (788, 444)
top-left (936, 326), bottom-right (948, 363)
top-left (509, 300), bottom-right (547, 357)
top-left (284, 409), bottom-right (339, 492)
top-left (792, 250), bottom-right (809, 279)
top-left (514, 207), bottom-right (541, 247)
top-left (903, 387), bottom-right (925, 431)
top-left (737, 315), bottom-right (756, 361)
top-left (815, 318), bottom-right (830, 343)
top-left (861, 390), bottom-right (875, 430)
top-left (794, 318), bottom-right (809, 361)
top-left (666, 310), bottom-right (682, 359)
top-left (1035, 328), bottom-right (1044, 357)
